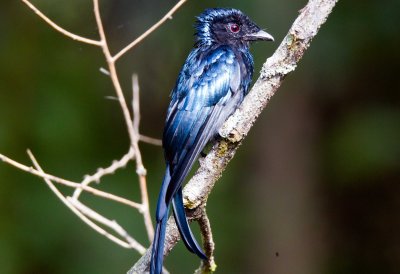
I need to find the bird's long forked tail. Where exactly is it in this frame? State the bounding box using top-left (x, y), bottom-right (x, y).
top-left (150, 167), bottom-right (207, 274)
top-left (150, 207), bottom-right (169, 274)
top-left (172, 187), bottom-right (207, 260)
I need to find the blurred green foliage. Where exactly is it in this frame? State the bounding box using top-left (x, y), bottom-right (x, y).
top-left (1, 0), bottom-right (399, 273)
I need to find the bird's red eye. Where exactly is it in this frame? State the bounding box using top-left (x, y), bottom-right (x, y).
top-left (229, 23), bottom-right (240, 33)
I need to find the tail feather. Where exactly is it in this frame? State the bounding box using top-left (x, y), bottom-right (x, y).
top-left (150, 208), bottom-right (169, 274)
top-left (172, 187), bottom-right (207, 260)
top-left (151, 165), bottom-right (207, 274)
top-left (155, 167), bottom-right (171, 222)
top-left (151, 167), bottom-right (172, 274)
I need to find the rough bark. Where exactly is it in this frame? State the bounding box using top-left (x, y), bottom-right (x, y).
top-left (128, 0), bottom-right (338, 273)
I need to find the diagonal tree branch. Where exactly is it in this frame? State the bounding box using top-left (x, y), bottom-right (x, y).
top-left (128, 0), bottom-right (339, 272)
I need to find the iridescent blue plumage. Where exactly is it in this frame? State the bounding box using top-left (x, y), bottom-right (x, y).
top-left (150, 8), bottom-right (273, 274)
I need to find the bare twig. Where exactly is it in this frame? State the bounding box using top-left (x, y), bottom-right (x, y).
top-left (93, 0), bottom-right (137, 146)
top-left (93, 0), bottom-right (154, 240)
top-left (21, 0), bottom-right (101, 46)
top-left (139, 135), bottom-right (163, 146)
top-left (100, 67), bottom-right (110, 75)
top-left (128, 0), bottom-right (339, 272)
top-left (0, 152), bottom-right (142, 209)
top-left (81, 148), bottom-right (134, 184)
top-left (72, 147), bottom-right (135, 200)
top-left (27, 150), bottom-right (143, 251)
top-left (3, 0), bottom-right (183, 258)
top-left (132, 74), bottom-right (154, 241)
top-left (68, 198), bottom-right (146, 254)
top-left (132, 74), bottom-right (141, 133)
top-left (112, 0), bottom-right (188, 62)
top-left (138, 174), bottom-right (153, 241)
top-left (16, 0), bottom-right (159, 249)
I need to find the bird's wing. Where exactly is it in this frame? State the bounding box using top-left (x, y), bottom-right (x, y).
top-left (162, 46), bottom-right (242, 207)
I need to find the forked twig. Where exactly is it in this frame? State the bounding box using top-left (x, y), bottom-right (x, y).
top-left (7, 0), bottom-right (188, 252)
top-left (68, 198), bottom-right (146, 253)
top-left (0, 152), bottom-right (142, 209)
top-left (92, 0), bottom-right (137, 145)
top-left (27, 150), bottom-right (145, 252)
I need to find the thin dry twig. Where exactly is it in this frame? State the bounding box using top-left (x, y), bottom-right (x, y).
top-left (68, 198), bottom-right (146, 253)
top-left (93, 0), bottom-right (155, 240)
top-left (112, 0), bottom-right (188, 62)
top-left (92, 0), bottom-right (137, 145)
top-left (27, 150), bottom-right (144, 251)
top-left (139, 135), bottom-right (163, 146)
top-left (16, 0), bottom-right (159, 248)
top-left (5, 0), bottom-right (183, 263)
top-left (72, 147), bottom-right (135, 200)
top-left (132, 74), bottom-right (141, 134)
top-left (132, 74), bottom-right (154, 241)
top-left (21, 0), bottom-right (101, 46)
top-left (0, 152), bottom-right (142, 209)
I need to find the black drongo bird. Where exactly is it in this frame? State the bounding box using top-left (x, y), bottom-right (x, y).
top-left (150, 8), bottom-right (273, 273)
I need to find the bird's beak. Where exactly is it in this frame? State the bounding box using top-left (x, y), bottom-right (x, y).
top-left (245, 30), bottom-right (274, 42)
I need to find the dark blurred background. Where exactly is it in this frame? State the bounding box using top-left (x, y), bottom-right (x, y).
top-left (1, 0), bottom-right (399, 273)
